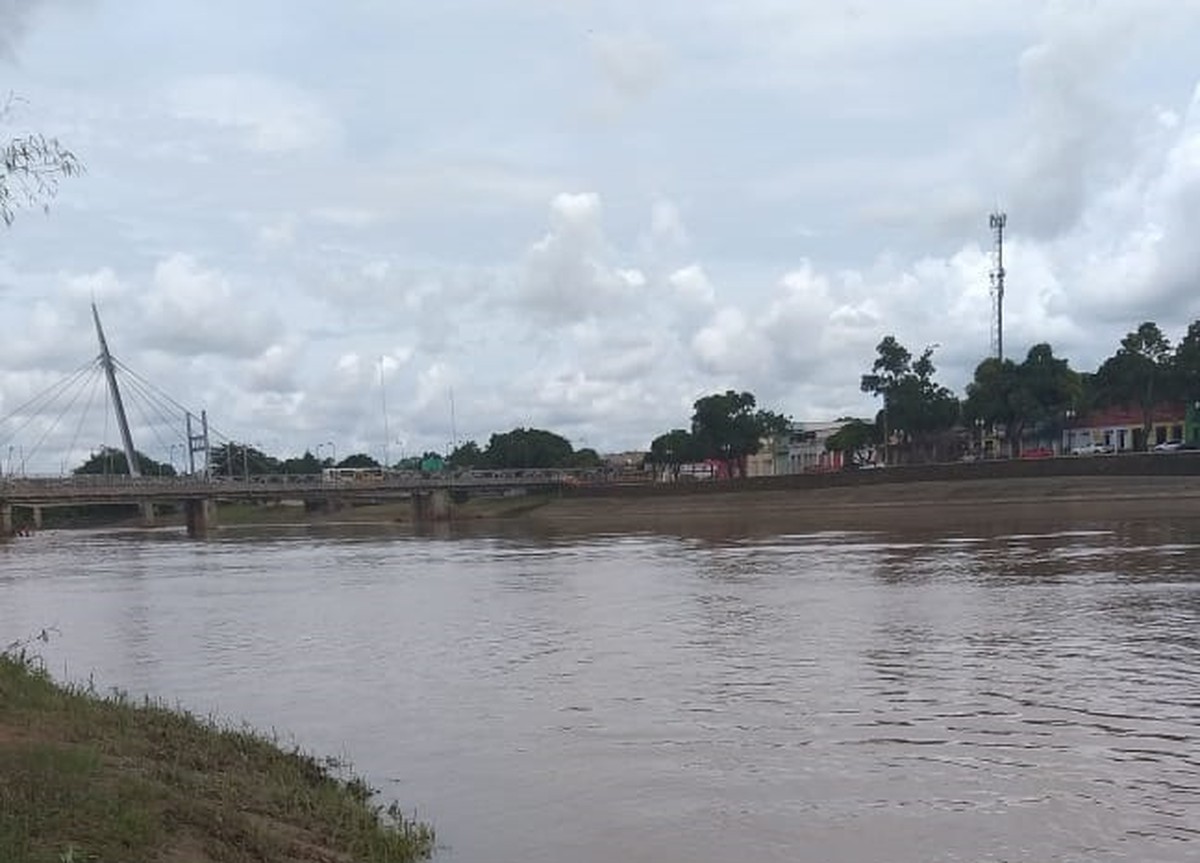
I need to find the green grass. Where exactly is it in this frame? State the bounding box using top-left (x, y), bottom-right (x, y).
top-left (0, 651), bottom-right (434, 863)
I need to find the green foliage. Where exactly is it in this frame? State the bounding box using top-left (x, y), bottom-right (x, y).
top-left (208, 442), bottom-right (280, 477)
top-left (278, 450), bottom-right (323, 475)
top-left (647, 429), bottom-right (699, 480)
top-left (482, 428), bottom-right (575, 469)
top-left (689, 390), bottom-right (790, 477)
top-left (2, 122), bottom-right (83, 227)
top-left (861, 338), bottom-right (959, 461)
top-left (1095, 322), bottom-right (1173, 449)
top-left (337, 452), bottom-right (381, 469)
top-left (1171, 320), bottom-right (1200, 401)
top-left (964, 343), bottom-right (1080, 454)
top-left (825, 419), bottom-right (878, 456)
top-left (446, 441), bottom-right (483, 469)
top-left (570, 447), bottom-right (604, 469)
top-left (72, 447), bottom-right (174, 477)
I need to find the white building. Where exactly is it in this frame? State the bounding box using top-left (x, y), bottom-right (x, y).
top-left (747, 422), bottom-right (847, 476)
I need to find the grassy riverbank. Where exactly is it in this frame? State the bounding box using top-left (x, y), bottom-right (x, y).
top-left (0, 651), bottom-right (433, 863)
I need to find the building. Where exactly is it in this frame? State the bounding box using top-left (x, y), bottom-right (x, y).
top-left (1063, 404), bottom-right (1188, 453)
top-left (747, 422), bottom-right (847, 477)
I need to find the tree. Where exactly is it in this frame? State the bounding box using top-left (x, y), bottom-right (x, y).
top-left (483, 428), bottom-right (574, 469)
top-left (964, 344), bottom-right (1080, 456)
top-left (74, 446), bottom-right (174, 477)
top-left (279, 450), bottom-right (323, 475)
top-left (824, 418), bottom-right (878, 465)
top-left (690, 390), bottom-right (790, 478)
top-left (1170, 320), bottom-right (1200, 402)
top-left (2, 119), bottom-right (82, 226)
top-left (963, 356), bottom-right (1020, 447)
top-left (861, 338), bottom-right (959, 463)
top-left (570, 447), bottom-right (604, 469)
top-left (647, 428), bottom-right (699, 480)
top-left (337, 452), bottom-right (380, 469)
top-left (1016, 343), bottom-right (1080, 447)
top-left (446, 440), bottom-right (483, 469)
top-left (1095, 322), bottom-right (1172, 450)
top-left (209, 442), bottom-right (280, 477)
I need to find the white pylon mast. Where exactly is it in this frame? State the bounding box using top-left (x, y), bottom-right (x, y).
top-left (92, 303), bottom-right (141, 477)
top-left (989, 211), bottom-right (1007, 362)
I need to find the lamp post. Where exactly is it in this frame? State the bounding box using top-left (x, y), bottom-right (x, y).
top-left (1064, 408), bottom-right (1075, 455)
top-left (974, 417), bottom-right (984, 459)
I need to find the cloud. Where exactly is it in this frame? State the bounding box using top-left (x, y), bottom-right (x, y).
top-left (517, 192), bottom-right (646, 323)
top-left (138, 254), bottom-right (279, 358)
top-left (0, 0), bottom-right (50, 60)
top-left (168, 73), bottom-right (340, 153)
top-left (590, 30), bottom-right (668, 107)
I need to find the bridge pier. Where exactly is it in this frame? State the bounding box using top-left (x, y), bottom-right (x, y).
top-left (140, 500), bottom-right (156, 528)
top-left (1, 503), bottom-right (11, 537)
top-left (412, 488), bottom-right (453, 522)
top-left (184, 498), bottom-right (216, 538)
top-left (32, 506), bottom-right (43, 530)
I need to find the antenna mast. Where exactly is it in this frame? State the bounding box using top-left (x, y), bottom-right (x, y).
top-left (989, 211), bottom-right (1007, 362)
top-left (92, 303), bottom-right (141, 477)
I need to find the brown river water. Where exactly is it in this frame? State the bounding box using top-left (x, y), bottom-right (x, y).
top-left (2, 517), bottom-right (1199, 862)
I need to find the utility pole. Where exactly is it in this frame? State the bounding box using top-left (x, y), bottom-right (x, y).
top-left (380, 357), bottom-right (391, 469)
top-left (989, 211), bottom-right (1007, 362)
top-left (92, 303), bottom-right (140, 477)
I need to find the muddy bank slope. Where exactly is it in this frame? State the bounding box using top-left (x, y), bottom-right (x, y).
top-left (525, 465), bottom-right (1200, 535)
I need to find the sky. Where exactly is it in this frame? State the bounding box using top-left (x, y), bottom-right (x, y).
top-left (3, 0), bottom-right (1200, 472)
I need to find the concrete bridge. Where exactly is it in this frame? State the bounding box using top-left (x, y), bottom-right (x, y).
top-left (0, 470), bottom-right (569, 537)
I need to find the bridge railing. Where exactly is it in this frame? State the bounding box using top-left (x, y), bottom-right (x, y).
top-left (0, 468), bottom-right (585, 496)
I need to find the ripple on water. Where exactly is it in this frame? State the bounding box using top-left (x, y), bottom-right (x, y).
top-left (2, 520), bottom-right (1200, 862)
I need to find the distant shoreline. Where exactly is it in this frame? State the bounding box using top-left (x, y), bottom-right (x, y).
top-left (528, 473), bottom-right (1200, 535)
top-left (12, 459), bottom-right (1200, 537)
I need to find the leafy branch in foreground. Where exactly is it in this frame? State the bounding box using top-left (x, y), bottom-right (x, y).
top-left (2, 96), bottom-right (83, 226)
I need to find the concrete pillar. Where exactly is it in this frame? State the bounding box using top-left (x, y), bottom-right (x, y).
top-left (1, 503), bottom-right (12, 537)
top-left (140, 500), bottom-right (156, 527)
top-left (32, 506), bottom-right (43, 530)
top-left (184, 498), bottom-right (217, 538)
top-left (412, 489), bottom-right (453, 522)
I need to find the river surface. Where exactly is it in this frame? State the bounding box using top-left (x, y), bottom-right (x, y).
top-left (3, 517), bottom-right (1199, 862)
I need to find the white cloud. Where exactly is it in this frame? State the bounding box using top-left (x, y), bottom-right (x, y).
top-left (590, 30), bottom-right (668, 111)
top-left (256, 214), bottom-right (298, 250)
top-left (139, 254), bottom-right (278, 358)
top-left (168, 73), bottom-right (340, 153)
top-left (668, 264), bottom-right (715, 307)
top-left (8, 1), bottom-right (1200, 465)
top-left (517, 192), bottom-right (645, 323)
top-left (0, 0), bottom-right (50, 60)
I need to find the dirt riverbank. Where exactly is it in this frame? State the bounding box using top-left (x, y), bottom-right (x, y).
top-left (518, 474), bottom-right (1200, 536)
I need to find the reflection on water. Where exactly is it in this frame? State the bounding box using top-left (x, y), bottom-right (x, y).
top-left (2, 519), bottom-right (1199, 863)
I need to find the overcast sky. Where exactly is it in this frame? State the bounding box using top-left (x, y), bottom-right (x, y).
top-left (3, 0), bottom-right (1200, 472)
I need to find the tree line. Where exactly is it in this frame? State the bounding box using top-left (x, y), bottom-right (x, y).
top-left (857, 319), bottom-right (1200, 461)
top-left (71, 427), bottom-right (609, 478)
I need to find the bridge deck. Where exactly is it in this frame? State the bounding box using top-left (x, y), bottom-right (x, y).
top-left (0, 472), bottom-right (570, 507)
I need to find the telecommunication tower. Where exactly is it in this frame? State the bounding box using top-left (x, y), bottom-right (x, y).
top-left (989, 211), bottom-right (1007, 361)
